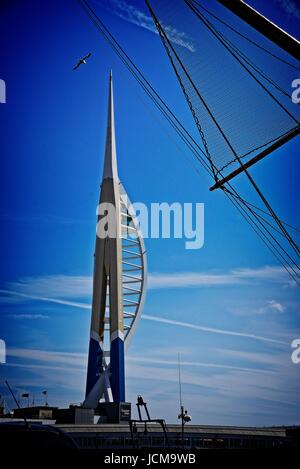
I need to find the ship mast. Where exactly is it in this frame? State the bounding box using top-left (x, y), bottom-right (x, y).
top-left (216, 0), bottom-right (300, 60)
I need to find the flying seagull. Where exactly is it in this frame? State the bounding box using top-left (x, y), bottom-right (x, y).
top-left (73, 52), bottom-right (92, 70)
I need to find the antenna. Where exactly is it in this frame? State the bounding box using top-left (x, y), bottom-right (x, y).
top-left (42, 390), bottom-right (48, 406)
top-left (178, 352), bottom-right (182, 409)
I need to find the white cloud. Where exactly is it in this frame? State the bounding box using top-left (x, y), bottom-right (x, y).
top-left (3, 275), bottom-right (92, 298)
top-left (107, 0), bottom-right (195, 52)
top-left (275, 0), bottom-right (300, 20)
top-left (0, 265), bottom-right (294, 303)
top-left (213, 348), bottom-right (286, 368)
top-left (142, 314), bottom-right (288, 346)
top-left (267, 300), bottom-right (286, 313)
top-left (1, 288), bottom-right (288, 346)
top-left (7, 348), bottom-right (87, 368)
top-left (9, 314), bottom-right (49, 320)
top-left (148, 265), bottom-right (295, 289)
top-left (126, 360), bottom-right (300, 409)
top-left (0, 289), bottom-right (91, 309)
top-left (253, 299), bottom-right (287, 315)
top-left (127, 355), bottom-right (273, 375)
top-left (0, 213), bottom-right (92, 225)
top-left (7, 347), bottom-right (270, 375)
top-left (4, 345), bottom-right (300, 424)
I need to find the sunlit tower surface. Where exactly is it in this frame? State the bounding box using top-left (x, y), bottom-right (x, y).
top-left (83, 72), bottom-right (147, 409)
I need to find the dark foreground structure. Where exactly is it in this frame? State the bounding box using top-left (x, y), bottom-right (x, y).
top-left (55, 423), bottom-right (300, 449)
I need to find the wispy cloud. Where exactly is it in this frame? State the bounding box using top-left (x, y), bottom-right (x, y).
top-left (6, 347), bottom-right (271, 376)
top-left (3, 275), bottom-right (92, 298)
top-left (148, 266), bottom-right (295, 288)
top-left (213, 348), bottom-right (285, 368)
top-left (0, 289), bottom-right (91, 309)
top-left (0, 265), bottom-right (294, 348)
top-left (254, 299), bottom-right (286, 314)
top-left (142, 315), bottom-right (288, 346)
top-left (7, 348), bottom-right (87, 368)
top-left (0, 288), bottom-right (288, 346)
top-left (0, 213), bottom-right (92, 225)
top-left (229, 299), bottom-right (289, 317)
top-left (267, 300), bottom-right (286, 313)
top-left (274, 0), bottom-right (300, 21)
top-left (106, 0), bottom-right (195, 52)
top-left (8, 314), bottom-right (49, 320)
top-left (0, 265), bottom-right (293, 302)
top-left (127, 356), bottom-right (273, 375)
top-left (3, 346), bottom-right (300, 424)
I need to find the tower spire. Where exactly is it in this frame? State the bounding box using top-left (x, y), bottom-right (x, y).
top-left (83, 71), bottom-right (147, 411)
top-left (102, 70), bottom-right (118, 181)
top-left (84, 70), bottom-right (125, 408)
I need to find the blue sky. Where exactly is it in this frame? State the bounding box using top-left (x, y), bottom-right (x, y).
top-left (0, 0), bottom-right (300, 426)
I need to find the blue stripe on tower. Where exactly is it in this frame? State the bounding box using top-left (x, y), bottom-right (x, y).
top-left (110, 336), bottom-right (125, 402)
top-left (85, 337), bottom-right (103, 398)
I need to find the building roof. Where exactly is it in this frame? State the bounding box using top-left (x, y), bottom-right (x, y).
top-left (54, 423), bottom-right (291, 437)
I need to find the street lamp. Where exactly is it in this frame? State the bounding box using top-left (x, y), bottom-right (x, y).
top-left (177, 354), bottom-right (191, 448)
top-left (42, 390), bottom-right (48, 406)
top-left (22, 393), bottom-right (30, 407)
top-left (178, 406), bottom-right (191, 448)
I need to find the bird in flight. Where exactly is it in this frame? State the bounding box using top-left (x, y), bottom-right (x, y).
top-left (73, 53), bottom-right (92, 70)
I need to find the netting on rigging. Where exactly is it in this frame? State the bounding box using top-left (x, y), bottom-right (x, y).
top-left (146, 0), bottom-right (300, 178)
top-left (78, 0), bottom-right (300, 284)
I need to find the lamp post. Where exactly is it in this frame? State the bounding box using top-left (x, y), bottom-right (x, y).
top-left (178, 406), bottom-right (191, 448)
top-left (22, 393), bottom-right (29, 407)
top-left (42, 390), bottom-right (48, 406)
top-left (177, 354), bottom-right (191, 448)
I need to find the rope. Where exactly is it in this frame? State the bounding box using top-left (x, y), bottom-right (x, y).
top-left (76, 0), bottom-right (300, 285)
top-left (191, 0), bottom-right (300, 71)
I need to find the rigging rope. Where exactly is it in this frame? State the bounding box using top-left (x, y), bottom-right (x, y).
top-left (146, 0), bottom-right (300, 261)
top-left (183, 0), bottom-right (300, 258)
top-left (191, 0), bottom-right (300, 71)
top-left (76, 0), bottom-right (300, 285)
